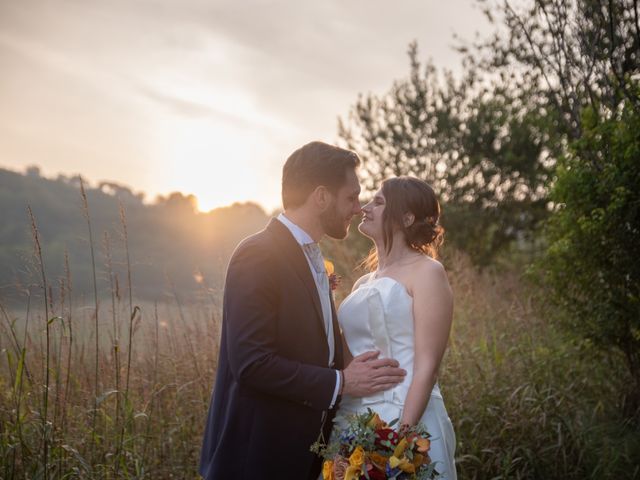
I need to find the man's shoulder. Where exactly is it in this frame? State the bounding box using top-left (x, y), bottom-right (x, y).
top-left (229, 222), bottom-right (279, 266)
top-left (236, 222), bottom-right (275, 251)
top-left (236, 227), bottom-right (267, 248)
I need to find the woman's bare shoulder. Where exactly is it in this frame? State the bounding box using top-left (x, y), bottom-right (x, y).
top-left (351, 272), bottom-right (374, 292)
top-left (411, 256), bottom-right (451, 292)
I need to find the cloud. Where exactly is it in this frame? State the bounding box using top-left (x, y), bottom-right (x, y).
top-left (0, 0), bottom-right (492, 209)
top-left (136, 84), bottom-right (234, 119)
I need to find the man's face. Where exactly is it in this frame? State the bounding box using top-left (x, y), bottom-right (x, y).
top-left (320, 169), bottom-right (362, 239)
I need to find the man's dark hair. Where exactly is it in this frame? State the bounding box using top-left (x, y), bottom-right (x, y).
top-left (281, 141), bottom-right (360, 209)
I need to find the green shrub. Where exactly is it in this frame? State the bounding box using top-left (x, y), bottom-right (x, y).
top-left (541, 99), bottom-right (640, 417)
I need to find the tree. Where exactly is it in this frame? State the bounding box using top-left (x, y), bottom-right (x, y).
top-left (339, 0), bottom-right (640, 411)
top-left (543, 99), bottom-right (640, 416)
top-left (339, 43), bottom-right (559, 264)
top-left (471, 0), bottom-right (640, 413)
top-left (471, 0), bottom-right (639, 137)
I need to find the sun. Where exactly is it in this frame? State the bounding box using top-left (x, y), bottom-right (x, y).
top-left (144, 78), bottom-right (288, 212)
top-left (154, 114), bottom-right (282, 212)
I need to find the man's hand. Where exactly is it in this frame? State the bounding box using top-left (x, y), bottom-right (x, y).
top-left (342, 351), bottom-right (406, 397)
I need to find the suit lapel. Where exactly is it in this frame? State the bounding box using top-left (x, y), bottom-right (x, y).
top-left (329, 292), bottom-right (344, 369)
top-left (266, 218), bottom-right (326, 339)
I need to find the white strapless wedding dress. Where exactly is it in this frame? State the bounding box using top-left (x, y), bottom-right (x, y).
top-left (335, 275), bottom-right (457, 479)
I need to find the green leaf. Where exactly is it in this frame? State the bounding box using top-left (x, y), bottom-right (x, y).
top-left (47, 316), bottom-right (64, 327)
top-left (14, 347), bottom-right (25, 394)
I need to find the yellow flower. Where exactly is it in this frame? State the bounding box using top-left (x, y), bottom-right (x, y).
top-left (344, 465), bottom-right (362, 480)
top-left (322, 460), bottom-right (334, 480)
top-left (393, 437), bottom-right (408, 458)
top-left (389, 455), bottom-right (415, 474)
top-left (349, 446), bottom-right (365, 468)
top-left (366, 412), bottom-right (387, 430)
top-left (324, 259), bottom-right (335, 275)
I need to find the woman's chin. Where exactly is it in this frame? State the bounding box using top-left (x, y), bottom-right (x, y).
top-left (358, 222), bottom-right (373, 238)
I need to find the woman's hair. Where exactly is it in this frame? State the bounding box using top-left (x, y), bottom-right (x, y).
top-left (364, 176), bottom-right (444, 270)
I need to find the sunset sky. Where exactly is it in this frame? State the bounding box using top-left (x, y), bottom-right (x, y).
top-left (0, 0), bottom-right (491, 212)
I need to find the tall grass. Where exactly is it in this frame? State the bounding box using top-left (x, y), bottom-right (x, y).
top-left (0, 199), bottom-right (220, 479)
top-left (79, 177), bottom-right (100, 464)
top-left (441, 252), bottom-right (640, 479)
top-left (0, 206), bottom-right (637, 478)
top-left (27, 205), bottom-right (52, 480)
top-left (325, 240), bottom-right (639, 479)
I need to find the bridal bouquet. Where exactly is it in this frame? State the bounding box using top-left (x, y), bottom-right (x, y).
top-left (311, 409), bottom-right (439, 480)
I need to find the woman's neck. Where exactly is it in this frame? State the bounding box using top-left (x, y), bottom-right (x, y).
top-left (375, 234), bottom-right (420, 270)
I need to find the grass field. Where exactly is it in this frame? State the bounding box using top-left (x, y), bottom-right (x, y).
top-left (1, 235), bottom-right (638, 479)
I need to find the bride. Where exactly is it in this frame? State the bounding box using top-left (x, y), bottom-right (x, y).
top-left (336, 176), bottom-right (457, 479)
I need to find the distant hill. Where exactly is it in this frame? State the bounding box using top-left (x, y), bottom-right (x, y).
top-left (0, 166), bottom-right (270, 306)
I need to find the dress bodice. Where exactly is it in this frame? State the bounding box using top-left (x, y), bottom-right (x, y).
top-left (338, 275), bottom-right (442, 413)
top-left (334, 275), bottom-right (456, 479)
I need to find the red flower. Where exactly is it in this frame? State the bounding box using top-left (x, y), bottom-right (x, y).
top-left (374, 428), bottom-right (399, 448)
top-left (366, 464), bottom-right (387, 480)
top-left (328, 273), bottom-right (341, 291)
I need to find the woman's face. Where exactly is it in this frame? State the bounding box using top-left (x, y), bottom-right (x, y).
top-left (358, 189), bottom-right (386, 239)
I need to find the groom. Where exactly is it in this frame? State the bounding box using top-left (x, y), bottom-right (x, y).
top-left (199, 141), bottom-right (406, 480)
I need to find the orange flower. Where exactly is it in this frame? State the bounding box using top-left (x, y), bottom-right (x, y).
top-left (412, 453), bottom-right (428, 466)
top-left (416, 437), bottom-right (431, 454)
top-left (367, 452), bottom-right (388, 470)
top-left (405, 432), bottom-right (418, 444)
top-left (348, 446), bottom-right (365, 468)
top-left (344, 465), bottom-right (362, 480)
top-left (366, 412), bottom-right (387, 430)
top-left (322, 460), bottom-right (335, 480)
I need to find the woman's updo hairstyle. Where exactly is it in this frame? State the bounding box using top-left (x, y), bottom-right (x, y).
top-left (380, 176), bottom-right (444, 259)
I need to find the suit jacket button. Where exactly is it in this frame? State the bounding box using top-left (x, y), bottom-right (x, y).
top-left (303, 400), bottom-right (311, 407)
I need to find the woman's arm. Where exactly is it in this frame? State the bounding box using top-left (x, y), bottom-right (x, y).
top-left (400, 260), bottom-right (453, 426)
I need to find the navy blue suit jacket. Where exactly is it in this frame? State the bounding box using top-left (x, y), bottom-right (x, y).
top-left (199, 218), bottom-right (344, 480)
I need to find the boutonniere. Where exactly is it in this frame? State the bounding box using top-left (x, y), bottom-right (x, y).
top-left (324, 259), bottom-right (341, 291)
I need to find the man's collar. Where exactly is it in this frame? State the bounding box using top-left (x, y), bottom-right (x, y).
top-left (276, 213), bottom-right (315, 246)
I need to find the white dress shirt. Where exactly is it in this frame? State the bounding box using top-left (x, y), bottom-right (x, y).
top-left (276, 213), bottom-right (341, 409)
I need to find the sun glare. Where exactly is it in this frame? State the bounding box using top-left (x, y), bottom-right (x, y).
top-left (143, 75), bottom-right (289, 213)
top-left (154, 113), bottom-right (281, 213)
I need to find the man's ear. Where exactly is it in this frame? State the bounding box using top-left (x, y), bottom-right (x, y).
top-left (313, 185), bottom-right (332, 210)
top-left (403, 212), bottom-right (415, 228)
